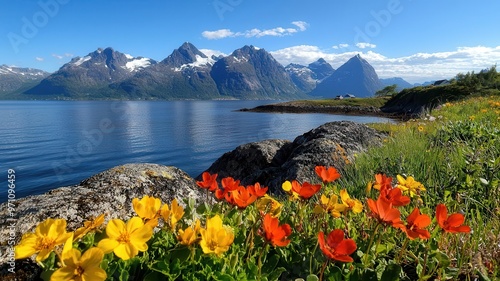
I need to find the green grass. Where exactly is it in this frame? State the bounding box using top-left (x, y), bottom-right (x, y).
top-left (337, 94), bottom-right (500, 279)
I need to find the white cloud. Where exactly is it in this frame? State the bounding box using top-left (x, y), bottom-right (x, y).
top-left (202, 29), bottom-right (234, 40)
top-left (291, 21), bottom-right (308, 31)
top-left (270, 45), bottom-right (500, 83)
top-left (332, 43), bottom-right (349, 49)
top-left (356, 42), bottom-right (377, 49)
top-left (202, 21), bottom-right (308, 40)
top-left (199, 49), bottom-right (227, 58)
top-left (35, 57), bottom-right (44, 61)
top-left (52, 53), bottom-right (73, 60)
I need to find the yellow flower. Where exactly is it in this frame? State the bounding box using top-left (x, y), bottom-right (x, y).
top-left (396, 175), bottom-right (426, 197)
top-left (417, 125), bottom-right (424, 132)
top-left (469, 115), bottom-right (475, 121)
top-left (199, 215), bottom-right (234, 256)
top-left (74, 214), bottom-right (106, 240)
top-left (339, 189), bottom-right (363, 213)
top-left (97, 217), bottom-right (153, 260)
top-left (160, 198), bottom-right (185, 230)
top-left (282, 180), bottom-right (299, 200)
top-left (313, 194), bottom-right (344, 218)
top-left (133, 195), bottom-right (162, 228)
top-left (177, 219), bottom-right (201, 246)
top-left (50, 234), bottom-right (106, 281)
top-left (256, 194), bottom-right (283, 218)
top-left (15, 218), bottom-right (71, 262)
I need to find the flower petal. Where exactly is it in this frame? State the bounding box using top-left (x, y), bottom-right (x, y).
top-left (106, 219), bottom-right (126, 239)
top-left (97, 238), bottom-right (119, 254)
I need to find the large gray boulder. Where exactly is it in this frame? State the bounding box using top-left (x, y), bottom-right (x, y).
top-left (200, 121), bottom-right (385, 192)
top-left (0, 164), bottom-right (205, 267)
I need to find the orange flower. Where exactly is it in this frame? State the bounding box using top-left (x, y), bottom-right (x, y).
top-left (247, 182), bottom-right (268, 197)
top-left (318, 229), bottom-right (357, 263)
top-left (373, 173), bottom-right (393, 191)
top-left (215, 177), bottom-right (241, 200)
top-left (290, 180), bottom-right (322, 199)
top-left (404, 207), bottom-right (431, 240)
top-left (231, 186), bottom-right (258, 209)
top-left (380, 187), bottom-right (410, 207)
top-left (196, 172), bottom-right (218, 192)
top-left (367, 196), bottom-right (405, 230)
top-left (260, 213), bottom-right (292, 247)
top-left (221, 177), bottom-right (240, 192)
top-left (436, 204), bottom-right (471, 233)
top-left (315, 166), bottom-right (341, 183)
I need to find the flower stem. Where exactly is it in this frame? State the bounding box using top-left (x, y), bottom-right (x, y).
top-left (396, 238), bottom-right (410, 263)
top-left (310, 239), bottom-right (319, 274)
top-left (257, 243), bottom-right (268, 278)
top-left (363, 222), bottom-right (381, 266)
top-left (319, 260), bottom-right (329, 281)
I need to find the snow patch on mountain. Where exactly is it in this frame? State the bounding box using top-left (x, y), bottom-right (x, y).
top-left (173, 55), bottom-right (215, 72)
top-left (125, 57), bottom-right (153, 72)
top-left (73, 56), bottom-right (91, 66)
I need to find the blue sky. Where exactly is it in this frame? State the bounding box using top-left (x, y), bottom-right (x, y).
top-left (1, 0), bottom-right (500, 83)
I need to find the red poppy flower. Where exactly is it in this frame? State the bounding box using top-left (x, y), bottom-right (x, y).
top-left (315, 166), bottom-right (341, 183)
top-left (374, 173), bottom-right (393, 191)
top-left (247, 182), bottom-right (268, 197)
top-left (232, 186), bottom-right (258, 209)
top-left (291, 180), bottom-right (321, 199)
top-left (221, 177), bottom-right (240, 192)
top-left (404, 207), bottom-right (431, 240)
top-left (436, 204), bottom-right (471, 233)
top-left (380, 187), bottom-right (410, 207)
top-left (215, 177), bottom-right (241, 201)
top-left (196, 172), bottom-right (218, 192)
top-left (367, 196), bottom-right (405, 230)
top-left (318, 229), bottom-right (357, 262)
top-left (261, 213), bottom-right (292, 247)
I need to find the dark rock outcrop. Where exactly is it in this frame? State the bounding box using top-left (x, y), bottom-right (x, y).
top-left (200, 121), bottom-right (385, 193)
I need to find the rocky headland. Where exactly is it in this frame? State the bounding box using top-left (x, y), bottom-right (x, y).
top-left (0, 121), bottom-right (385, 279)
top-left (239, 100), bottom-right (401, 118)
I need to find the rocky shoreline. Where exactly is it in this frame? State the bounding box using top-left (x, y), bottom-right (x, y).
top-left (0, 121), bottom-right (386, 279)
top-left (238, 101), bottom-right (410, 119)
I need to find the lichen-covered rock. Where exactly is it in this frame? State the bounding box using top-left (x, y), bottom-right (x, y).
top-left (0, 163), bottom-right (205, 268)
top-left (201, 121), bottom-right (385, 193)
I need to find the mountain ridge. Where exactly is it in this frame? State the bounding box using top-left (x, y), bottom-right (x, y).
top-left (1, 43), bottom-right (414, 100)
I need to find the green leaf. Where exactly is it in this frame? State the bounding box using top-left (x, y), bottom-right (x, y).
top-left (266, 267), bottom-right (287, 281)
top-left (306, 274), bottom-right (320, 281)
top-left (380, 264), bottom-right (402, 281)
top-left (431, 250), bottom-right (451, 268)
top-left (119, 268), bottom-right (129, 281)
top-left (215, 273), bottom-right (236, 281)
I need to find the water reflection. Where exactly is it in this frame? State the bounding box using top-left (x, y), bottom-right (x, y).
top-left (0, 100), bottom-right (394, 200)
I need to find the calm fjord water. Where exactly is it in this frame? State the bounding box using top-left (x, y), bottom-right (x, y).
top-left (0, 100), bottom-right (393, 201)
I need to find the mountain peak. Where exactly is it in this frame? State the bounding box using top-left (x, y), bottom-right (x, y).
top-left (310, 55), bottom-right (382, 97)
top-left (162, 42), bottom-right (208, 67)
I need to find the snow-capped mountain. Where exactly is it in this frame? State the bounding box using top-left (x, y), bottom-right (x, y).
top-left (0, 65), bottom-right (49, 94)
top-left (285, 58), bottom-right (335, 92)
top-left (24, 48), bottom-right (156, 97)
top-left (210, 45), bottom-right (304, 99)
